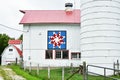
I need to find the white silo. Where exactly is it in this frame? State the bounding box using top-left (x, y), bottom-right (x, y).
top-left (80, 0), bottom-right (120, 74)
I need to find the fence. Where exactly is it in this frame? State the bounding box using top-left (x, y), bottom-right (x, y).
top-left (21, 61), bottom-right (83, 80)
top-left (86, 60), bottom-right (120, 80)
top-left (113, 60), bottom-right (120, 76)
top-left (19, 61), bottom-right (120, 80)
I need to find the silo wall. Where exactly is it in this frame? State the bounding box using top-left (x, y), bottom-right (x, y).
top-left (80, 0), bottom-right (120, 75)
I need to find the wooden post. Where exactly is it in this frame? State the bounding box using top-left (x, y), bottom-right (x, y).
top-left (48, 66), bottom-right (50, 79)
top-left (117, 60), bottom-right (119, 76)
top-left (104, 68), bottom-right (106, 80)
top-left (83, 62), bottom-right (87, 80)
top-left (15, 58), bottom-right (18, 65)
top-left (86, 65), bottom-right (88, 80)
top-left (29, 62), bottom-right (32, 73)
top-left (24, 61), bottom-right (26, 71)
top-left (70, 63), bottom-right (73, 73)
top-left (62, 67), bottom-right (65, 80)
top-left (113, 62), bottom-right (115, 75)
top-left (118, 60), bottom-right (120, 75)
top-left (37, 64), bottom-right (39, 75)
top-left (20, 57), bottom-right (23, 69)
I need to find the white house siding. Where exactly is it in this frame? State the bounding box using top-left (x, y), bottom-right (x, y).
top-left (23, 24), bottom-right (81, 67)
top-left (1, 45), bottom-right (21, 65)
top-left (80, 0), bottom-right (120, 75)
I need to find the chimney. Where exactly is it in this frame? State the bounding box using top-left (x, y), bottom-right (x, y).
top-left (65, 3), bottom-right (73, 14)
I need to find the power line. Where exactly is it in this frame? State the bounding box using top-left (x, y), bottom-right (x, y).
top-left (0, 24), bottom-right (25, 32)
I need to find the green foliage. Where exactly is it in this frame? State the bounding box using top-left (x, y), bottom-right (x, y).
top-left (18, 34), bottom-right (23, 40)
top-left (0, 34), bottom-right (12, 55)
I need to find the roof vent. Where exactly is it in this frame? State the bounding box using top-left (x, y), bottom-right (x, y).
top-left (65, 3), bottom-right (73, 14)
top-left (65, 3), bottom-right (73, 7)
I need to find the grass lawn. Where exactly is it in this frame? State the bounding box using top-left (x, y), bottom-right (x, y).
top-left (9, 64), bottom-right (120, 80)
top-left (29, 68), bottom-right (83, 80)
top-left (9, 65), bottom-right (41, 80)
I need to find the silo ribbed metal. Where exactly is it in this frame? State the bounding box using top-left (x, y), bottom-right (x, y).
top-left (80, 0), bottom-right (120, 67)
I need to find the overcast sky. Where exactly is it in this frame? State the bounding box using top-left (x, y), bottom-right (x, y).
top-left (0, 0), bottom-right (80, 39)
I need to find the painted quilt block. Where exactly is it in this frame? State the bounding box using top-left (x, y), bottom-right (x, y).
top-left (48, 31), bottom-right (66, 49)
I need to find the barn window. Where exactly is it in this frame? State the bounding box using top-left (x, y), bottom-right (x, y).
top-left (63, 50), bottom-right (69, 59)
top-left (71, 52), bottom-right (81, 59)
top-left (56, 50), bottom-right (61, 59)
top-left (9, 49), bottom-right (13, 51)
top-left (45, 50), bottom-right (53, 59)
top-left (55, 50), bottom-right (69, 59)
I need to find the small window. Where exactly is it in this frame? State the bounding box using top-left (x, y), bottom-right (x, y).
top-left (45, 50), bottom-right (53, 59)
top-left (55, 50), bottom-right (69, 59)
top-left (55, 50), bottom-right (61, 59)
top-left (71, 52), bottom-right (81, 59)
top-left (9, 49), bottom-right (13, 51)
top-left (63, 50), bottom-right (69, 59)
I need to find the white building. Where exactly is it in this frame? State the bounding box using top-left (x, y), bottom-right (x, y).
top-left (80, 0), bottom-right (120, 75)
top-left (20, 4), bottom-right (81, 67)
top-left (1, 40), bottom-right (22, 65)
top-left (20, 1), bottom-right (120, 75)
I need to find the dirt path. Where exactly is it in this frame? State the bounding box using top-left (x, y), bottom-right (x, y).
top-left (0, 67), bottom-right (4, 80)
top-left (1, 67), bottom-right (26, 80)
top-left (0, 77), bottom-right (4, 80)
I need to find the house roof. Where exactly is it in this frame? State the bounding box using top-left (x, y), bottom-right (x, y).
top-left (13, 45), bottom-right (22, 57)
top-left (1, 45), bottom-right (23, 57)
top-left (20, 10), bottom-right (80, 24)
top-left (8, 40), bottom-right (22, 45)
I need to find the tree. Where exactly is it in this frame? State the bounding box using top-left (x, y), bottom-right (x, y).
top-left (0, 34), bottom-right (10, 54)
top-left (18, 34), bottom-right (23, 40)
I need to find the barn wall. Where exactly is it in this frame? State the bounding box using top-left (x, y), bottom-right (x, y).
top-left (23, 24), bottom-right (81, 67)
top-left (1, 45), bottom-right (21, 65)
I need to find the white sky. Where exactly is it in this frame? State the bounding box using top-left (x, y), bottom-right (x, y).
top-left (0, 0), bottom-right (80, 39)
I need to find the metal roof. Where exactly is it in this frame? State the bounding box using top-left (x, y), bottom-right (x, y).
top-left (8, 40), bottom-right (22, 44)
top-left (20, 10), bottom-right (80, 24)
top-left (13, 45), bottom-right (22, 57)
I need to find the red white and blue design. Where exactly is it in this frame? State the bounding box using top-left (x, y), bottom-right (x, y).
top-left (48, 31), bottom-right (66, 49)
